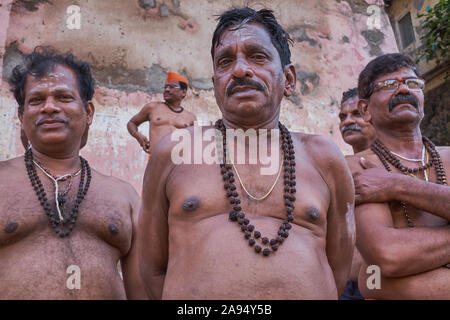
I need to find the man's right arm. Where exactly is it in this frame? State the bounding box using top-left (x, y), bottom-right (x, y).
top-left (348, 156), bottom-right (450, 277)
top-left (354, 157), bottom-right (450, 220)
top-left (127, 104), bottom-right (152, 153)
top-left (137, 138), bottom-right (174, 299)
top-left (355, 202), bottom-right (449, 277)
top-left (359, 262), bottom-right (450, 299)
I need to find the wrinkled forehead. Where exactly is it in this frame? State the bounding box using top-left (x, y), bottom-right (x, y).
top-left (373, 66), bottom-right (418, 84)
top-left (25, 64), bottom-right (79, 95)
top-left (340, 96), bottom-right (358, 112)
top-left (214, 22), bottom-right (276, 56)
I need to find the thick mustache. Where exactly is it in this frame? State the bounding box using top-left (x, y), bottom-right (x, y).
top-left (226, 78), bottom-right (265, 96)
top-left (341, 124), bottom-right (362, 134)
top-left (388, 94), bottom-right (418, 112)
top-left (35, 116), bottom-right (68, 126)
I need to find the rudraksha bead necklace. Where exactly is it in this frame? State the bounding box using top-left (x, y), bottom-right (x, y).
top-left (370, 137), bottom-right (447, 227)
top-left (24, 148), bottom-right (92, 238)
top-left (33, 159), bottom-right (81, 220)
top-left (390, 146), bottom-right (430, 181)
top-left (215, 119), bottom-right (296, 256)
top-left (164, 102), bottom-right (184, 114)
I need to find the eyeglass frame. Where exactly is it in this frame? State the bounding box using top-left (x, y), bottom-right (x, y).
top-left (367, 77), bottom-right (425, 98)
top-left (164, 84), bottom-right (182, 90)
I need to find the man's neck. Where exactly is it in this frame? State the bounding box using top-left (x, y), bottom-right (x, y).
top-left (165, 100), bottom-right (182, 111)
top-left (352, 143), bottom-right (370, 154)
top-left (375, 127), bottom-right (423, 158)
top-left (222, 114), bottom-right (280, 132)
top-left (30, 147), bottom-right (81, 176)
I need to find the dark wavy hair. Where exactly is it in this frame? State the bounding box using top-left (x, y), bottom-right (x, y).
top-left (358, 53), bottom-right (420, 100)
top-left (211, 7), bottom-right (293, 67)
top-left (9, 46), bottom-right (95, 114)
top-left (341, 87), bottom-right (358, 105)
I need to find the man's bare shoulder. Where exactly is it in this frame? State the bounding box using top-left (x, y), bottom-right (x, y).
top-left (293, 132), bottom-right (353, 189)
top-left (184, 109), bottom-right (197, 119)
top-left (294, 132), bottom-right (339, 149)
top-left (0, 157), bottom-right (27, 201)
top-left (144, 101), bottom-right (165, 108)
top-left (151, 125), bottom-right (196, 162)
top-left (141, 101), bottom-right (165, 113)
top-left (294, 132), bottom-right (346, 164)
top-left (89, 168), bottom-right (139, 201)
top-left (346, 149), bottom-right (376, 174)
top-left (0, 156), bottom-right (24, 176)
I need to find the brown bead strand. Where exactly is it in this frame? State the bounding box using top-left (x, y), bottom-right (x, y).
top-left (373, 139), bottom-right (433, 174)
top-left (370, 137), bottom-right (447, 228)
top-left (33, 160), bottom-right (77, 199)
top-left (423, 136), bottom-right (447, 185)
top-left (215, 119), bottom-right (296, 256)
top-left (369, 141), bottom-right (414, 227)
top-left (25, 148), bottom-right (91, 238)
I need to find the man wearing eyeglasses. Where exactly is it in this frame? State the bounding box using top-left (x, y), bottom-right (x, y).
top-left (127, 71), bottom-right (196, 155)
top-left (347, 53), bottom-right (450, 299)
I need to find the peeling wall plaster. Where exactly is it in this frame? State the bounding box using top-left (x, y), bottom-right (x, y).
top-left (0, 0), bottom-right (398, 192)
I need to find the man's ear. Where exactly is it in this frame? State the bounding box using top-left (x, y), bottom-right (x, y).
top-left (85, 101), bottom-right (95, 126)
top-left (358, 99), bottom-right (371, 122)
top-left (18, 108), bottom-right (24, 129)
top-left (283, 63), bottom-right (296, 97)
top-left (17, 109), bottom-right (23, 127)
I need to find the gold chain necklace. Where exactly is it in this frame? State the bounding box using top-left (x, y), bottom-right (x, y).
top-left (229, 152), bottom-right (284, 201)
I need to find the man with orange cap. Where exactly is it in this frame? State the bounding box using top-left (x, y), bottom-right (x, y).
top-left (127, 71), bottom-right (196, 155)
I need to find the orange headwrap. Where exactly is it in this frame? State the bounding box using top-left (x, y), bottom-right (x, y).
top-left (166, 71), bottom-right (188, 85)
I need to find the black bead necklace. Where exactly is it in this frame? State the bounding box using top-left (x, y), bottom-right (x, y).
top-left (215, 119), bottom-right (296, 256)
top-left (24, 148), bottom-right (92, 238)
top-left (165, 102), bottom-right (184, 114)
top-left (370, 137), bottom-right (447, 227)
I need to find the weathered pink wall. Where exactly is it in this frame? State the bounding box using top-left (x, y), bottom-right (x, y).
top-left (0, 0), bottom-right (398, 193)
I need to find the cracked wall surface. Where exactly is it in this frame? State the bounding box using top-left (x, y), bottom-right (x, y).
top-left (422, 82), bottom-right (450, 146)
top-left (385, 0), bottom-right (449, 146)
top-left (0, 0), bottom-right (398, 192)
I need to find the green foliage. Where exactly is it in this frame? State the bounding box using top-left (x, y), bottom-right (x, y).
top-left (416, 0), bottom-right (450, 65)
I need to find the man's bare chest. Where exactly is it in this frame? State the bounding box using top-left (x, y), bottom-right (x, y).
top-left (166, 161), bottom-right (331, 232)
top-left (367, 154), bottom-right (449, 229)
top-left (389, 201), bottom-right (447, 228)
top-left (150, 109), bottom-right (191, 129)
top-left (0, 186), bottom-right (132, 255)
